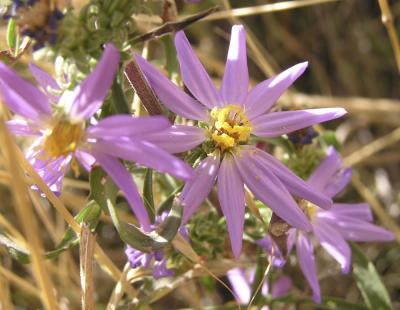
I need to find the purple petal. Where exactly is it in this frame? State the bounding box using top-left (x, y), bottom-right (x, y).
top-left (251, 108), bottom-right (347, 137)
top-left (91, 140), bottom-right (194, 181)
top-left (287, 228), bottom-right (296, 255)
top-left (0, 62), bottom-right (51, 122)
top-left (175, 31), bottom-right (221, 108)
top-left (235, 150), bottom-right (311, 231)
top-left (257, 235), bottom-right (285, 267)
top-left (75, 150), bottom-right (96, 171)
top-left (142, 125), bottom-right (206, 154)
top-left (218, 155), bottom-right (245, 258)
top-left (181, 155), bottom-right (220, 223)
top-left (316, 212), bottom-right (394, 242)
top-left (329, 203), bottom-right (373, 222)
top-left (271, 275), bottom-right (292, 298)
top-left (91, 152), bottom-right (151, 231)
top-left (243, 62), bottom-right (308, 119)
top-left (227, 268), bottom-right (251, 304)
top-left (153, 259), bottom-right (174, 279)
top-left (135, 55), bottom-right (208, 121)
top-left (307, 147), bottom-right (351, 198)
top-left (29, 63), bottom-right (60, 103)
top-left (220, 25), bottom-right (248, 105)
top-left (248, 147), bottom-right (332, 209)
top-left (6, 119), bottom-right (41, 136)
top-left (313, 219), bottom-right (351, 273)
top-left (86, 115), bottom-right (171, 139)
top-left (69, 44), bottom-right (120, 121)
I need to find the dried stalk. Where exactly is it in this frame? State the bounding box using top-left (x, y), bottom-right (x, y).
top-left (0, 264), bottom-right (40, 298)
top-left (80, 224), bottom-right (96, 310)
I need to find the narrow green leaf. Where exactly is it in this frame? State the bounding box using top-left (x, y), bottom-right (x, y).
top-left (6, 18), bottom-right (17, 51)
top-left (143, 168), bottom-right (155, 222)
top-left (351, 243), bottom-right (392, 310)
top-left (111, 77), bottom-right (130, 114)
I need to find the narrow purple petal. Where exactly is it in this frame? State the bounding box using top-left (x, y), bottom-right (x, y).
top-left (29, 63), bottom-right (60, 103)
top-left (86, 115), bottom-right (171, 139)
top-left (6, 119), bottom-right (41, 136)
top-left (227, 268), bottom-right (251, 304)
top-left (251, 108), bottom-right (347, 137)
top-left (296, 232), bottom-right (321, 303)
top-left (175, 31), bottom-right (221, 108)
top-left (218, 155), bottom-right (245, 258)
top-left (0, 62), bottom-right (51, 122)
top-left (91, 152), bottom-right (151, 230)
top-left (329, 203), bottom-right (373, 222)
top-left (244, 62), bottom-right (308, 119)
top-left (257, 235), bottom-right (285, 267)
top-left (220, 25), bottom-right (248, 105)
top-left (142, 125), bottom-right (206, 154)
top-left (69, 44), bottom-right (120, 121)
top-left (75, 150), bottom-right (96, 171)
top-left (313, 219), bottom-right (351, 273)
top-left (235, 150), bottom-right (311, 231)
top-left (271, 275), bottom-right (292, 298)
top-left (91, 140), bottom-right (194, 181)
top-left (135, 55), bottom-right (208, 121)
top-left (181, 155), bottom-right (220, 223)
top-left (248, 147), bottom-right (332, 209)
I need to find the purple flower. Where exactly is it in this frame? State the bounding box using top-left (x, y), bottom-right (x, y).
top-left (227, 267), bottom-right (292, 308)
top-left (0, 44), bottom-right (194, 231)
top-left (288, 147), bottom-right (395, 303)
top-left (136, 25), bottom-right (346, 256)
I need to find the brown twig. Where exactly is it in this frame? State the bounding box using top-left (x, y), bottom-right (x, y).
top-left (80, 224), bottom-right (96, 310)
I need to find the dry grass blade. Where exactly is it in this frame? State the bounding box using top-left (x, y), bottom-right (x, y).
top-left (0, 264), bottom-right (40, 299)
top-left (0, 268), bottom-right (13, 310)
top-left (106, 263), bottom-right (132, 310)
top-left (0, 109), bottom-right (58, 309)
top-left (204, 0), bottom-right (339, 21)
top-left (80, 224), bottom-right (96, 310)
top-left (378, 0), bottom-right (400, 72)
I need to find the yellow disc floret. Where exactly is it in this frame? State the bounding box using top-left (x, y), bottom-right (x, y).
top-left (42, 120), bottom-right (84, 159)
top-left (209, 104), bottom-right (252, 152)
top-left (302, 201), bottom-right (318, 220)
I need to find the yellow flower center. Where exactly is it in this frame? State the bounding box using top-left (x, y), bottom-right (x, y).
top-left (42, 120), bottom-right (84, 159)
top-left (303, 201), bottom-right (318, 220)
top-left (209, 104), bottom-right (252, 152)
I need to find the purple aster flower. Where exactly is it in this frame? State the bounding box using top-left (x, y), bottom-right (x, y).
top-left (0, 44), bottom-right (194, 231)
top-left (227, 267), bottom-right (292, 308)
top-left (287, 147), bottom-right (395, 303)
top-left (135, 25), bottom-right (347, 256)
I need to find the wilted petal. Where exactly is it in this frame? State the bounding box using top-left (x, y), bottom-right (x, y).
top-left (296, 232), bottom-right (321, 303)
top-left (244, 62), bottom-right (308, 119)
top-left (220, 25), bottom-right (248, 105)
top-left (135, 55), bottom-right (208, 121)
top-left (313, 218), bottom-right (351, 273)
top-left (92, 140), bottom-right (194, 181)
top-left (0, 62), bottom-right (51, 122)
top-left (69, 44), bottom-right (120, 121)
top-left (29, 63), bottom-right (60, 103)
top-left (181, 155), bottom-right (219, 223)
top-left (175, 31), bottom-right (221, 108)
top-left (227, 268), bottom-right (251, 304)
top-left (91, 152), bottom-right (151, 231)
top-left (235, 150), bottom-right (311, 231)
top-left (248, 147), bottom-right (332, 209)
top-left (143, 125), bottom-right (206, 153)
top-left (6, 119), bottom-right (41, 136)
top-left (330, 203), bottom-right (373, 222)
top-left (86, 115), bottom-right (171, 139)
top-left (218, 155), bottom-right (245, 257)
top-left (251, 108), bottom-right (347, 137)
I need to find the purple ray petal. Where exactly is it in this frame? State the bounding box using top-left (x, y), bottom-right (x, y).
top-left (6, 119), bottom-right (42, 136)
top-left (247, 147), bottom-right (332, 209)
top-left (313, 218), bottom-right (351, 273)
top-left (287, 228), bottom-right (296, 255)
top-left (91, 140), bottom-right (194, 181)
top-left (0, 62), bottom-right (51, 122)
top-left (220, 25), bottom-right (248, 106)
top-left (91, 152), bottom-right (151, 231)
top-left (329, 203), bottom-right (373, 222)
top-left (296, 231), bottom-right (321, 303)
top-left (29, 63), bottom-right (60, 103)
top-left (272, 275), bottom-right (292, 298)
top-left (316, 212), bottom-right (394, 242)
top-left (227, 268), bottom-right (251, 304)
top-left (257, 235), bottom-right (285, 267)
top-left (235, 150), bottom-right (311, 231)
top-left (243, 62), bottom-right (308, 119)
top-left (69, 44), bottom-right (120, 121)
top-left (75, 150), bottom-right (96, 171)
top-left (86, 115), bottom-right (171, 139)
top-left (181, 155), bottom-right (220, 223)
top-left (143, 125), bottom-right (206, 154)
top-left (251, 108), bottom-right (347, 137)
top-left (135, 55), bottom-right (208, 121)
top-left (218, 154), bottom-right (245, 258)
top-left (175, 31), bottom-right (221, 108)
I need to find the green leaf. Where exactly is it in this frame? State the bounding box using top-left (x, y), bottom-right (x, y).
top-left (6, 18), bottom-right (19, 55)
top-left (143, 168), bottom-right (155, 222)
top-left (351, 243), bottom-right (392, 310)
top-left (111, 76), bottom-right (130, 114)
